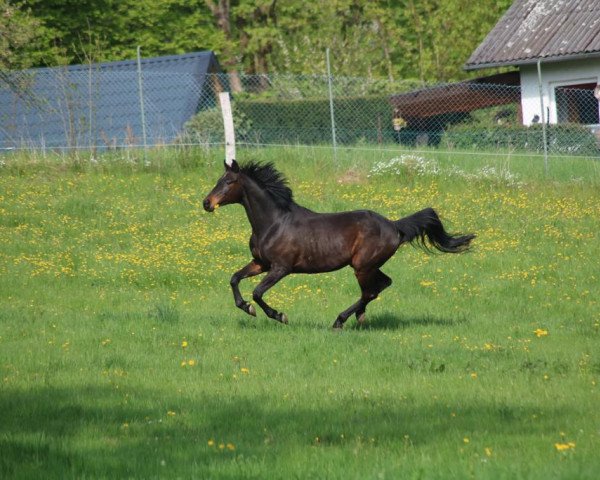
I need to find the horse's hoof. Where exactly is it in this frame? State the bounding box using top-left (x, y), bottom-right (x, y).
top-left (278, 313), bottom-right (288, 324)
top-left (357, 312), bottom-right (366, 324)
top-left (332, 320), bottom-right (344, 330)
top-left (247, 304), bottom-right (256, 317)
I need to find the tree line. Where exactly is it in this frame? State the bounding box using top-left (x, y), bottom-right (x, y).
top-left (2, 0), bottom-right (512, 83)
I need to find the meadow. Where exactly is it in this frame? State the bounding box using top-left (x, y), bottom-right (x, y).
top-left (0, 146), bottom-right (599, 479)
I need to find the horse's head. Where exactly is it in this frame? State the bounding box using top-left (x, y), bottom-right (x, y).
top-left (203, 160), bottom-right (244, 212)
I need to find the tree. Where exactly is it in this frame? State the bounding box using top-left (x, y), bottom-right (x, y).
top-left (14, 0), bottom-right (515, 84)
top-left (0, 0), bottom-right (54, 71)
top-left (204, 0), bottom-right (242, 91)
top-left (204, 0), bottom-right (277, 90)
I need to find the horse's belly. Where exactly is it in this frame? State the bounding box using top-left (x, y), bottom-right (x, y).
top-left (291, 237), bottom-right (354, 273)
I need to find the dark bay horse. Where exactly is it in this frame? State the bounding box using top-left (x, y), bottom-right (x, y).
top-left (203, 159), bottom-right (475, 329)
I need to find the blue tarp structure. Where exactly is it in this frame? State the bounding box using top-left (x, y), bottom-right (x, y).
top-left (0, 51), bottom-right (222, 149)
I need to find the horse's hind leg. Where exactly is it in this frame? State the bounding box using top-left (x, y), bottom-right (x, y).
top-left (355, 270), bottom-right (392, 324)
top-left (230, 260), bottom-right (265, 316)
top-left (332, 269), bottom-right (392, 329)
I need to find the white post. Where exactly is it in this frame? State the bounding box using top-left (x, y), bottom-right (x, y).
top-left (326, 48), bottom-right (337, 163)
top-left (219, 91), bottom-right (236, 165)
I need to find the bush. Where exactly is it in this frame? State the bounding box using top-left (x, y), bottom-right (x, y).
top-left (179, 104), bottom-right (253, 145)
top-left (234, 95), bottom-right (396, 145)
top-left (441, 123), bottom-right (599, 156)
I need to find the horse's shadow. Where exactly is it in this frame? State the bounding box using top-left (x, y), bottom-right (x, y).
top-left (349, 312), bottom-right (469, 331)
top-left (236, 311), bottom-right (468, 331)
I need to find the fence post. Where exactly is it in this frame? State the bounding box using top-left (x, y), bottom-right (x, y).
top-left (537, 59), bottom-right (548, 175)
top-left (219, 91), bottom-right (236, 165)
top-left (136, 46), bottom-right (148, 163)
top-left (326, 48), bottom-right (337, 163)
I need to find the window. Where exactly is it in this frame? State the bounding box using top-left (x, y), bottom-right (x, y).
top-left (555, 82), bottom-right (599, 125)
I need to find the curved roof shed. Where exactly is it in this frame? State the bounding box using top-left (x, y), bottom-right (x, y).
top-left (0, 51), bottom-right (222, 149)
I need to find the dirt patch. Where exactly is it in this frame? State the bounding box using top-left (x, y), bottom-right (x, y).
top-left (337, 167), bottom-right (366, 185)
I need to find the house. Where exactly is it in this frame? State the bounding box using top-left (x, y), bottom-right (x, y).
top-left (0, 51), bottom-right (222, 149)
top-left (464, 0), bottom-right (600, 127)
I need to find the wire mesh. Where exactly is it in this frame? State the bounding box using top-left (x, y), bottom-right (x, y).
top-left (0, 69), bottom-right (599, 157)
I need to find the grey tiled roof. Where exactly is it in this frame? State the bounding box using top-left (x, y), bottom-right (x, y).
top-left (465, 0), bottom-right (600, 70)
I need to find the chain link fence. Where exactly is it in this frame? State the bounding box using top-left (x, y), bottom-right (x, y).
top-left (1, 68), bottom-right (599, 158)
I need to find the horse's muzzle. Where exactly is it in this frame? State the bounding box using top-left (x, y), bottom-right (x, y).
top-left (203, 197), bottom-right (215, 212)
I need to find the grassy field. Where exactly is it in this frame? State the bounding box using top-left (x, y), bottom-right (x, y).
top-left (0, 146), bottom-right (599, 479)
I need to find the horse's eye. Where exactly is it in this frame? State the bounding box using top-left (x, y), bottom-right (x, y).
top-left (225, 179), bottom-right (237, 185)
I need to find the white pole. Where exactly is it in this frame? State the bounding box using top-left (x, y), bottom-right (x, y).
top-left (219, 91), bottom-right (236, 165)
top-left (326, 48), bottom-right (337, 163)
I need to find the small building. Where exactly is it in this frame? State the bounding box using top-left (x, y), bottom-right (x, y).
top-left (0, 51), bottom-right (222, 150)
top-left (389, 71), bottom-right (521, 145)
top-left (464, 0), bottom-right (600, 128)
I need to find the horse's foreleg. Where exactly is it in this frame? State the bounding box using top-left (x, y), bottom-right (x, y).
top-left (332, 269), bottom-right (392, 329)
top-left (332, 298), bottom-right (367, 329)
top-left (252, 266), bottom-right (289, 324)
top-left (230, 260), bottom-right (265, 317)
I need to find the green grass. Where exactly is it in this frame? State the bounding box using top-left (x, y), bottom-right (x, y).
top-left (1, 146), bottom-right (599, 479)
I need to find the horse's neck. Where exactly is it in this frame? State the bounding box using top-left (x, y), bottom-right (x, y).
top-left (241, 179), bottom-right (284, 236)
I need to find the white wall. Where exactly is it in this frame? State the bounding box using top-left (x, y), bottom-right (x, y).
top-left (520, 58), bottom-right (600, 126)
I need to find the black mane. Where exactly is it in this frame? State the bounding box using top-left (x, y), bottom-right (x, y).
top-left (240, 161), bottom-right (294, 210)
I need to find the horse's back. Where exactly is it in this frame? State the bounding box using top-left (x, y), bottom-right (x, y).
top-left (260, 208), bottom-right (400, 273)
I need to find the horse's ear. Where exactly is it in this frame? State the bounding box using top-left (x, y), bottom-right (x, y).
top-left (225, 159), bottom-right (240, 173)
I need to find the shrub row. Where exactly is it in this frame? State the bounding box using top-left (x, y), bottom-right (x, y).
top-left (236, 95), bottom-right (399, 144)
top-left (182, 96), bottom-right (599, 156)
top-left (182, 95), bottom-right (397, 145)
top-left (441, 123), bottom-right (599, 156)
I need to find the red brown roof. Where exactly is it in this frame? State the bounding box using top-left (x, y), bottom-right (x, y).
top-left (390, 72), bottom-right (520, 120)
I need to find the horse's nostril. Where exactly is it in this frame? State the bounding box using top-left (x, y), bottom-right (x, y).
top-left (203, 198), bottom-right (211, 211)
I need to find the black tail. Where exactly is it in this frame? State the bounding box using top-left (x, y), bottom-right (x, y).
top-left (394, 207), bottom-right (475, 253)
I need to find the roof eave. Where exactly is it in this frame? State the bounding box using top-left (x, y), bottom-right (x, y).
top-left (464, 51), bottom-right (600, 71)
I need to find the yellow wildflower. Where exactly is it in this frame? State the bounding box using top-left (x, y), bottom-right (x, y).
top-left (534, 328), bottom-right (548, 338)
top-left (554, 442), bottom-right (575, 451)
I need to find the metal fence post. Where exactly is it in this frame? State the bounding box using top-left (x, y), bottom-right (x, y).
top-left (537, 59), bottom-right (548, 175)
top-left (136, 46), bottom-right (148, 162)
top-left (326, 48), bottom-right (337, 163)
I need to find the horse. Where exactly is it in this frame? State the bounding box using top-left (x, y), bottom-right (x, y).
top-left (203, 159), bottom-right (475, 329)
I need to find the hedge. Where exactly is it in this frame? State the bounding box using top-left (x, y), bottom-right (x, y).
top-left (182, 96), bottom-right (599, 156)
top-left (182, 95), bottom-right (397, 145)
top-left (441, 123), bottom-right (599, 156)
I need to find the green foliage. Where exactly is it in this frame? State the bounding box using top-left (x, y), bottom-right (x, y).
top-left (0, 0), bottom-right (60, 70)
top-left (231, 95), bottom-right (396, 144)
top-left (181, 104), bottom-right (254, 144)
top-left (11, 0), bottom-right (514, 83)
top-left (182, 94), bottom-right (398, 145)
top-left (442, 123), bottom-right (600, 156)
